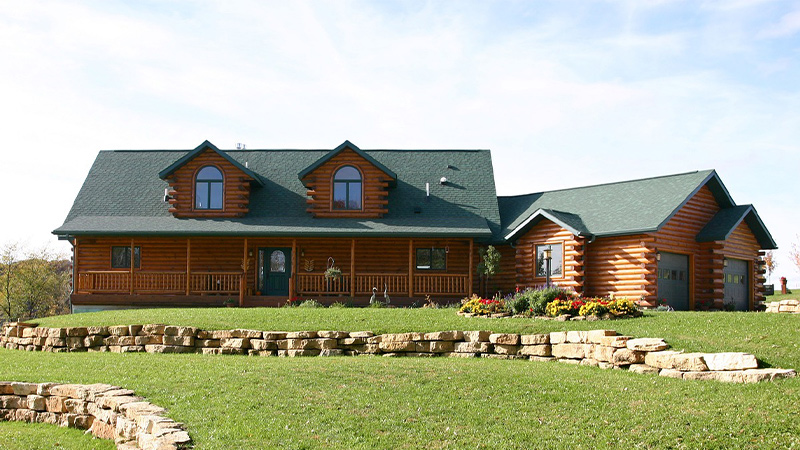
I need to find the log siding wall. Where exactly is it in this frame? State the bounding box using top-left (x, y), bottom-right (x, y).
top-left (164, 149), bottom-right (255, 218)
top-left (513, 221), bottom-right (585, 294)
top-left (301, 148), bottom-right (393, 218)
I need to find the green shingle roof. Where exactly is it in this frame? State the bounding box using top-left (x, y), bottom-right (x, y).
top-left (500, 170), bottom-right (736, 241)
top-left (55, 143), bottom-right (500, 238)
top-left (697, 205), bottom-right (777, 249)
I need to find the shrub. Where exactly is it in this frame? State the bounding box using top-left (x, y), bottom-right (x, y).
top-left (608, 298), bottom-right (638, 315)
top-left (507, 291), bottom-right (530, 315)
top-left (459, 294), bottom-right (506, 315)
top-left (297, 299), bottom-right (324, 308)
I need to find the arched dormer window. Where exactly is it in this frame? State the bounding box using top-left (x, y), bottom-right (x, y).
top-left (333, 165), bottom-right (362, 210)
top-left (195, 166), bottom-right (223, 210)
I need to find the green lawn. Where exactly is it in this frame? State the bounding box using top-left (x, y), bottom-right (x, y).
top-left (2, 309), bottom-right (799, 449)
top-left (765, 291), bottom-right (799, 302)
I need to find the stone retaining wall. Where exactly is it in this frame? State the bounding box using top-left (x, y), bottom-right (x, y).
top-left (1, 323), bottom-right (795, 383)
top-left (0, 381), bottom-right (191, 450)
top-left (766, 299), bottom-right (799, 313)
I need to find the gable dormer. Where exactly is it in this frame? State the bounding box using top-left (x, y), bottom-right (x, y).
top-left (159, 140), bottom-right (263, 218)
top-left (299, 141), bottom-right (397, 218)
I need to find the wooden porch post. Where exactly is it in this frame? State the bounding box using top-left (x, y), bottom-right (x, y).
top-left (290, 239), bottom-right (297, 299)
top-left (129, 238), bottom-right (134, 295)
top-left (468, 238), bottom-right (474, 296)
top-left (185, 238), bottom-right (191, 295)
top-left (73, 237), bottom-right (79, 295)
top-left (408, 239), bottom-right (414, 298)
top-left (239, 238), bottom-right (247, 307)
top-left (350, 239), bottom-right (356, 297)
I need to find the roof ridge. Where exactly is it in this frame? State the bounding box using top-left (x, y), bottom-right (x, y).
top-left (103, 148), bottom-right (488, 153)
top-left (498, 169), bottom-right (713, 198)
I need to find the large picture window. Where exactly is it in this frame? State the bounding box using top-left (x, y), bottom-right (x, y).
top-left (535, 243), bottom-right (563, 278)
top-left (416, 248), bottom-right (446, 270)
top-left (195, 166), bottom-right (223, 210)
top-left (111, 246), bottom-right (140, 269)
top-left (333, 166), bottom-right (362, 210)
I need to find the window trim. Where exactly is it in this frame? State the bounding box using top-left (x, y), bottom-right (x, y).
top-left (111, 246), bottom-right (141, 269)
top-left (415, 247), bottom-right (447, 271)
top-left (332, 165), bottom-right (363, 211)
top-left (534, 242), bottom-right (564, 279)
top-left (194, 165), bottom-right (224, 211)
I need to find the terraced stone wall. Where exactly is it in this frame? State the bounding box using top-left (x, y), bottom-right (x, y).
top-left (0, 323), bottom-right (794, 383)
top-left (0, 381), bottom-right (191, 450)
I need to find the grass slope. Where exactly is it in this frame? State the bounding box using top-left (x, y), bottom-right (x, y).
top-left (32, 309), bottom-right (800, 368)
top-left (1, 349), bottom-right (799, 450)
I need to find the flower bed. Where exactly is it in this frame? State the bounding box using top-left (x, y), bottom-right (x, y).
top-left (457, 288), bottom-right (642, 321)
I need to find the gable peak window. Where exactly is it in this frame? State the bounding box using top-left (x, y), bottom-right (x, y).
top-left (333, 165), bottom-right (362, 210)
top-left (196, 166), bottom-right (223, 210)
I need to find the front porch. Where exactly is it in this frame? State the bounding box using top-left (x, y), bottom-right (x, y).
top-left (71, 236), bottom-right (476, 307)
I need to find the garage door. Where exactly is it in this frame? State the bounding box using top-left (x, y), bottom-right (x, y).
top-left (723, 259), bottom-right (749, 311)
top-left (657, 252), bottom-right (689, 310)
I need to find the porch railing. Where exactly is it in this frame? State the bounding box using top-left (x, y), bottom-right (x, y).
top-left (414, 273), bottom-right (469, 295)
top-left (76, 271), bottom-right (239, 295)
top-left (296, 272), bottom-right (468, 296)
top-left (296, 274), bottom-right (351, 295)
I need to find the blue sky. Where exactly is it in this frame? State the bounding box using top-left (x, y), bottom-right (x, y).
top-left (1, 0), bottom-right (799, 284)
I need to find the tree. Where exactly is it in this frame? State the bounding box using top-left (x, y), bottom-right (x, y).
top-left (0, 243), bottom-right (70, 322)
top-left (477, 245), bottom-right (501, 297)
top-left (763, 250), bottom-right (777, 283)
top-left (791, 237), bottom-right (800, 278)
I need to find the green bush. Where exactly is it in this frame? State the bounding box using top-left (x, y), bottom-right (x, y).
top-left (297, 299), bottom-right (324, 308)
top-left (506, 291), bottom-right (530, 315)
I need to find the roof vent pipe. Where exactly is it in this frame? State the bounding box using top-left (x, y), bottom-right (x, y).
top-left (236, 143), bottom-right (246, 150)
top-left (426, 182), bottom-right (430, 197)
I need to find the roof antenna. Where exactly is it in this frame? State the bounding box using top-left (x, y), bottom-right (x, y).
top-left (236, 143), bottom-right (246, 150)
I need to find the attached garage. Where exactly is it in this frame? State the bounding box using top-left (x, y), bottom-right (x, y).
top-left (723, 258), bottom-right (749, 311)
top-left (657, 252), bottom-right (690, 310)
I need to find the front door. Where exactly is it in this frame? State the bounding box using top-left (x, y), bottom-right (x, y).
top-left (657, 252), bottom-right (690, 310)
top-left (723, 258), bottom-right (749, 311)
top-left (259, 248), bottom-right (292, 296)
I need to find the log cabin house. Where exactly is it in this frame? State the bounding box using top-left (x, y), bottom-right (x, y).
top-left (54, 140), bottom-right (776, 312)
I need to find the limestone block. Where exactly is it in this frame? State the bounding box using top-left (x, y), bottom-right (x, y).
top-left (0, 395), bottom-right (23, 409)
top-left (778, 305), bottom-right (799, 312)
top-left (15, 409), bottom-right (36, 422)
top-left (64, 327), bottom-right (88, 337)
top-left (108, 326), bottom-right (130, 336)
top-left (518, 345), bottom-right (552, 357)
top-left (163, 326), bottom-right (197, 337)
top-left (318, 331), bottom-right (349, 339)
top-left (626, 338), bottom-right (669, 352)
top-left (66, 337), bottom-right (85, 349)
top-left (64, 399), bottom-right (89, 415)
top-left (120, 346), bottom-right (145, 353)
top-left (87, 326), bottom-right (109, 336)
top-left (44, 337), bottom-right (66, 347)
top-left (493, 344), bottom-right (519, 355)
top-left (520, 334), bottom-right (549, 345)
top-left (489, 333), bottom-right (520, 345)
top-left (587, 329), bottom-right (617, 343)
top-left (104, 336), bottom-right (136, 346)
top-left (366, 335), bottom-right (383, 344)
top-left (35, 383), bottom-right (58, 396)
top-left (482, 354), bottom-right (526, 360)
top-left (349, 331), bottom-right (374, 338)
top-left (162, 336), bottom-right (194, 347)
top-left (339, 338), bottom-right (366, 346)
top-left (382, 333), bottom-right (419, 343)
top-left (36, 412), bottom-right (58, 425)
top-left (549, 332), bottom-right (567, 344)
top-left (453, 341), bottom-right (492, 353)
top-left (89, 420), bottom-right (116, 439)
top-left (84, 335), bottom-right (105, 347)
top-left (278, 349), bottom-right (320, 357)
top-left (286, 331), bottom-right (317, 339)
top-left (96, 395), bottom-right (141, 412)
top-left (742, 368), bottom-right (796, 382)
top-left (682, 371), bottom-right (724, 382)
top-left (659, 369), bottom-right (684, 379)
top-left (592, 346), bottom-right (615, 363)
top-left (379, 341), bottom-right (415, 352)
top-left (556, 358), bottom-right (582, 365)
top-left (415, 341), bottom-right (454, 353)
top-left (231, 329), bottom-right (262, 339)
top-left (580, 358), bottom-right (599, 367)
top-left (551, 343), bottom-right (587, 359)
top-left (702, 353), bottom-right (758, 371)
top-left (46, 328), bottom-right (66, 338)
top-left (11, 382), bottom-right (38, 396)
top-left (463, 330), bottom-right (491, 342)
top-left (50, 384), bottom-right (88, 400)
top-left (0, 382), bottom-right (13, 395)
top-left (200, 348), bottom-right (222, 355)
top-left (447, 352), bottom-right (478, 358)
top-left (126, 325), bottom-right (142, 336)
top-left (597, 361), bottom-right (614, 369)
top-left (249, 340), bottom-right (276, 351)
top-left (597, 336), bottom-right (630, 348)
top-left (315, 338), bottom-right (338, 350)
top-left (134, 335), bottom-right (162, 346)
top-left (782, 299), bottom-right (799, 306)
top-left (319, 349), bottom-right (345, 357)
top-left (530, 356), bottom-right (556, 363)
top-left (262, 332), bottom-right (288, 340)
top-left (566, 331), bottom-right (589, 343)
top-left (21, 328), bottom-right (36, 338)
top-left (220, 338), bottom-right (251, 349)
top-left (144, 345), bottom-right (193, 354)
top-left (423, 331), bottom-right (463, 341)
top-left (612, 348), bottom-right (645, 365)
top-left (628, 364), bottom-right (660, 375)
